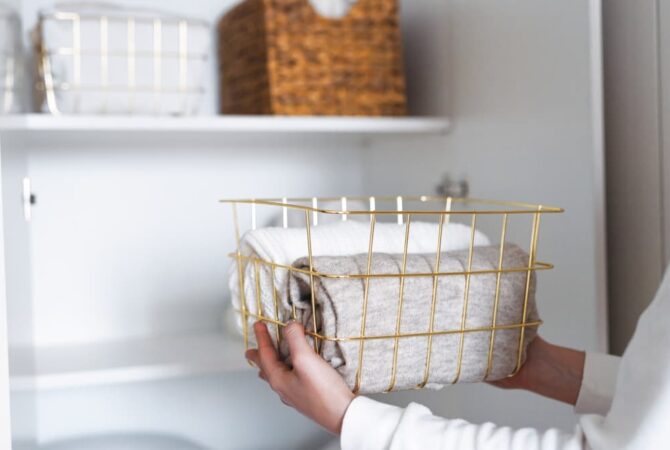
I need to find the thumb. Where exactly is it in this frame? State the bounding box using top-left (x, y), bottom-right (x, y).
top-left (284, 322), bottom-right (313, 357)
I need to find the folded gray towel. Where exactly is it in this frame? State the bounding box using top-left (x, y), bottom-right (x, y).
top-left (283, 244), bottom-right (539, 394)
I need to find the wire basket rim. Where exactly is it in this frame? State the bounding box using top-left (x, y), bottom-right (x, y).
top-left (220, 196), bottom-right (564, 215)
top-left (39, 11), bottom-right (210, 27)
top-left (239, 310), bottom-right (543, 342)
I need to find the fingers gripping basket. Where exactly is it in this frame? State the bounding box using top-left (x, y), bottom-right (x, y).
top-left (224, 196), bottom-right (562, 393)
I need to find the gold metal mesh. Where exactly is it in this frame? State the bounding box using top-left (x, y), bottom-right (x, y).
top-left (223, 196), bottom-right (563, 393)
top-left (34, 10), bottom-right (208, 115)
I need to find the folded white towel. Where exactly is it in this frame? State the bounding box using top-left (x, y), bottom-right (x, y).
top-left (309, 0), bottom-right (358, 18)
top-left (229, 220), bottom-right (491, 340)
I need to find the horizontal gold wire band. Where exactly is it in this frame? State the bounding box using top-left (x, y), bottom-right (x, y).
top-left (42, 48), bottom-right (209, 60)
top-left (239, 310), bottom-right (542, 342)
top-left (35, 83), bottom-right (204, 94)
top-left (41, 13), bottom-right (209, 27)
top-left (230, 253), bottom-right (553, 278)
top-left (220, 196), bottom-right (563, 215)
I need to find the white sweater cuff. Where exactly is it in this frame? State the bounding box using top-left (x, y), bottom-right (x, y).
top-left (574, 351), bottom-right (621, 415)
top-left (341, 396), bottom-right (404, 450)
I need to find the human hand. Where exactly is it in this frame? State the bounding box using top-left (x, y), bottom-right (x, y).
top-left (490, 336), bottom-right (585, 405)
top-left (245, 321), bottom-right (355, 435)
top-left (489, 336), bottom-right (549, 391)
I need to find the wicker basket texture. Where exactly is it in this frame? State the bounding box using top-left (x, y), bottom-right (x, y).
top-left (218, 0), bottom-right (407, 115)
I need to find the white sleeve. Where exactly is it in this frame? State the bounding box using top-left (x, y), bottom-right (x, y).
top-left (341, 397), bottom-right (586, 450)
top-left (574, 352), bottom-right (621, 415)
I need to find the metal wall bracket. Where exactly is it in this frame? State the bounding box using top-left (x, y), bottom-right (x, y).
top-left (436, 174), bottom-right (469, 198)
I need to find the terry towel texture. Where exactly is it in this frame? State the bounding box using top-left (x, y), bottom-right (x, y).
top-left (229, 220), bottom-right (491, 333)
top-left (285, 244), bottom-right (538, 393)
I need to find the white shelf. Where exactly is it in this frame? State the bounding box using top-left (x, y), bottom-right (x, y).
top-left (9, 333), bottom-right (250, 391)
top-left (0, 114), bottom-right (450, 135)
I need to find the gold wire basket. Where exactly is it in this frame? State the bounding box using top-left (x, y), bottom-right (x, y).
top-left (33, 4), bottom-right (210, 115)
top-left (224, 196), bottom-right (563, 393)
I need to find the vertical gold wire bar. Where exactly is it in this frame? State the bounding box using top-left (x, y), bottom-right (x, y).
top-left (231, 204), bottom-right (250, 355)
top-left (271, 266), bottom-right (281, 347)
top-left (419, 197), bottom-right (452, 388)
top-left (100, 16), bottom-right (109, 113)
top-left (387, 214), bottom-right (412, 392)
top-left (484, 213), bottom-right (509, 380)
top-left (254, 260), bottom-right (262, 321)
top-left (153, 18), bottom-right (162, 113)
top-left (452, 214), bottom-right (477, 384)
top-left (127, 18), bottom-right (136, 113)
top-left (72, 14), bottom-right (81, 112)
top-left (38, 16), bottom-right (59, 114)
top-left (287, 206), bottom-right (297, 318)
top-left (514, 208), bottom-right (542, 374)
top-left (178, 20), bottom-right (188, 114)
top-left (291, 272), bottom-right (297, 320)
top-left (251, 201), bottom-right (257, 230)
top-left (41, 41), bottom-right (60, 114)
top-left (353, 214), bottom-right (377, 394)
top-left (304, 210), bottom-right (319, 353)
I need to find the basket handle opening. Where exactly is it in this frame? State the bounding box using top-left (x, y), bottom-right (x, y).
top-left (304, 0), bottom-right (358, 20)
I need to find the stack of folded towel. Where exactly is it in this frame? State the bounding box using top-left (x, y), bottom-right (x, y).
top-left (228, 220), bottom-right (540, 393)
top-left (229, 220), bottom-right (491, 330)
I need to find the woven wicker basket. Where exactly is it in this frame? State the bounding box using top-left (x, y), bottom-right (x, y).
top-left (218, 0), bottom-right (407, 116)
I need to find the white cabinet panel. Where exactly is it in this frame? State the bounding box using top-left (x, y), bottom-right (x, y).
top-left (0, 138), bottom-right (14, 450)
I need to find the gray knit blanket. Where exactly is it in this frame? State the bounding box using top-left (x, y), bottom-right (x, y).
top-left (282, 244), bottom-right (539, 394)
